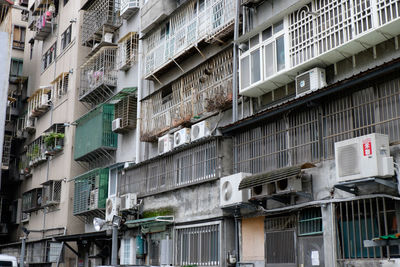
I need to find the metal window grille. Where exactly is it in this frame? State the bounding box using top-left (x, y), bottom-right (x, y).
top-left (27, 86), bottom-right (51, 118)
top-left (234, 75), bottom-right (400, 173)
top-left (51, 72), bottom-right (69, 101)
top-left (265, 215), bottom-right (297, 265)
top-left (27, 241), bottom-right (46, 263)
top-left (141, 49), bottom-right (232, 140)
top-left (117, 32), bottom-right (138, 70)
top-left (26, 135), bottom-right (47, 167)
top-left (1, 135), bottom-right (12, 170)
top-left (79, 47), bottom-right (118, 106)
top-left (114, 95), bottom-right (137, 131)
top-left (175, 223), bottom-right (220, 266)
top-left (81, 0), bottom-right (121, 46)
top-left (120, 139), bottom-right (220, 196)
top-left (42, 180), bottom-right (62, 207)
top-left (73, 167), bottom-right (109, 217)
top-left (22, 188), bottom-right (42, 212)
top-left (288, 0), bottom-right (373, 68)
top-left (335, 197), bottom-right (400, 260)
top-left (144, 0), bottom-right (235, 76)
top-left (298, 208), bottom-right (323, 236)
top-left (46, 242), bottom-right (63, 263)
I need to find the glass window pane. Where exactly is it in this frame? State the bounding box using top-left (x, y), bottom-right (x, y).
top-left (264, 43), bottom-right (274, 77)
top-left (240, 56), bottom-right (250, 88)
top-left (273, 20), bottom-right (284, 33)
top-left (262, 27), bottom-right (272, 41)
top-left (109, 168), bottom-right (117, 196)
top-left (276, 36), bottom-right (285, 71)
top-left (250, 34), bottom-right (259, 47)
top-left (251, 49), bottom-right (261, 83)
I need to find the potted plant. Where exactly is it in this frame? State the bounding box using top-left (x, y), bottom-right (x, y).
top-left (44, 132), bottom-right (64, 155)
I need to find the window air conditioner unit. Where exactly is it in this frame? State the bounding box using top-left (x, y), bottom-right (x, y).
top-left (335, 133), bottom-right (394, 182)
top-left (120, 0), bottom-right (140, 20)
top-left (295, 67), bottom-right (326, 98)
top-left (174, 128), bottom-right (191, 148)
top-left (220, 172), bottom-right (251, 207)
top-left (158, 134), bottom-right (173, 155)
top-left (112, 118), bottom-right (122, 132)
top-left (120, 193), bottom-right (137, 211)
top-left (191, 120), bottom-right (211, 142)
top-left (89, 189), bottom-right (99, 210)
top-left (105, 196), bottom-right (121, 222)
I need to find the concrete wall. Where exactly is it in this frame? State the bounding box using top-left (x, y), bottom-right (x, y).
top-left (140, 0), bottom-right (176, 34)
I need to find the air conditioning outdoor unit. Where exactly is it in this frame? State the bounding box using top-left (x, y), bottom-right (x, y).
top-left (105, 196), bottom-right (121, 222)
top-left (191, 121), bottom-right (211, 142)
top-left (158, 134), bottom-right (173, 155)
top-left (220, 173), bottom-right (251, 207)
top-left (295, 67), bottom-right (326, 98)
top-left (335, 133), bottom-right (394, 182)
top-left (251, 183), bottom-right (275, 198)
top-left (120, 0), bottom-right (140, 20)
top-left (174, 128), bottom-right (191, 148)
top-left (89, 189), bottom-right (99, 210)
top-left (112, 118), bottom-right (122, 132)
top-left (275, 177), bottom-right (302, 194)
top-left (120, 193), bottom-right (137, 211)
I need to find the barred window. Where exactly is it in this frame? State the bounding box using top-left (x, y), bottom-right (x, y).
top-left (176, 223), bottom-right (220, 266)
top-left (298, 208), bottom-right (323, 236)
top-left (235, 76), bottom-right (400, 174)
top-left (336, 197), bottom-right (400, 260)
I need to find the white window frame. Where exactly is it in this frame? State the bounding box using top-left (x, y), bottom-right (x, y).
top-left (120, 237), bottom-right (135, 265)
top-left (108, 167), bottom-right (119, 197)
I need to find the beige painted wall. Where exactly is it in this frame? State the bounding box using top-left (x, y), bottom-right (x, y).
top-left (242, 216), bottom-right (265, 261)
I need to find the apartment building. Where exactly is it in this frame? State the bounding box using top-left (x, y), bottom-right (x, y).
top-left (220, 1), bottom-right (400, 267)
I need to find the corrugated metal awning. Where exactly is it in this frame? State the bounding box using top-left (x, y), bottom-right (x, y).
top-left (125, 216), bottom-right (174, 228)
top-left (239, 163), bottom-right (315, 190)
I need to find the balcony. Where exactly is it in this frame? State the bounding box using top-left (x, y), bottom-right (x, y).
top-left (31, 0), bottom-right (58, 41)
top-left (141, 49), bottom-right (233, 141)
top-left (121, 137), bottom-right (230, 197)
top-left (81, 0), bottom-right (121, 47)
top-left (74, 104), bottom-right (117, 163)
top-left (27, 87), bottom-right (51, 118)
top-left (144, 0), bottom-right (235, 80)
top-left (79, 46), bottom-right (118, 106)
top-left (239, 0), bottom-right (400, 97)
top-left (27, 136), bottom-right (47, 167)
top-left (73, 167), bottom-right (109, 218)
top-left (43, 124), bottom-right (65, 156)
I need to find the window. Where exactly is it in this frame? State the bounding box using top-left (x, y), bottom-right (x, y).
top-left (13, 25), bottom-right (25, 49)
top-left (61, 25), bottom-right (72, 51)
top-left (298, 208), bottom-right (323, 236)
top-left (42, 42), bottom-right (57, 71)
top-left (176, 223), bottom-right (220, 266)
top-left (42, 180), bottom-right (62, 206)
top-left (120, 238), bottom-right (135, 265)
top-left (51, 72), bottom-right (69, 100)
top-left (108, 167), bottom-right (118, 197)
top-left (336, 197), bottom-right (400, 259)
top-left (46, 242), bottom-right (63, 262)
top-left (10, 59), bottom-right (23, 77)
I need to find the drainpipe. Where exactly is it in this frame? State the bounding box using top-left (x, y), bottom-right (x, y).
top-left (232, 0), bottom-right (240, 123)
top-left (135, 8), bottom-right (143, 164)
top-left (234, 208), bottom-right (240, 267)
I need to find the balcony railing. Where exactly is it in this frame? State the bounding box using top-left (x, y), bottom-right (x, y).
top-left (239, 0), bottom-right (400, 97)
top-left (81, 0), bottom-right (121, 47)
top-left (144, 0), bottom-right (235, 79)
top-left (141, 49), bottom-right (233, 141)
top-left (27, 87), bottom-right (51, 118)
top-left (33, 11), bottom-right (57, 40)
top-left (1, 135), bottom-right (12, 170)
top-left (120, 138), bottom-right (227, 197)
top-left (27, 136), bottom-right (47, 167)
top-left (79, 47), bottom-right (118, 106)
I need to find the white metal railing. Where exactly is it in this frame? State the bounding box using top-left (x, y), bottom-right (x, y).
top-left (144, 0), bottom-right (235, 77)
top-left (239, 0), bottom-right (400, 97)
top-left (27, 87), bottom-right (51, 118)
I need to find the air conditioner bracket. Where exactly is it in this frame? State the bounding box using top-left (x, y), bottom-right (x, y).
top-left (334, 177), bottom-right (397, 195)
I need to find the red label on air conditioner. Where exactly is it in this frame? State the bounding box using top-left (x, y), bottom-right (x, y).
top-left (363, 138), bottom-right (372, 156)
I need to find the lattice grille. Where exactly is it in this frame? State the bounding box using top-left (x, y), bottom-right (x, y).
top-left (51, 72), bottom-right (69, 101)
top-left (80, 47), bottom-right (118, 106)
top-left (27, 87), bottom-right (51, 118)
top-left (81, 0), bottom-right (121, 46)
top-left (42, 180), bottom-right (62, 206)
top-left (377, 0), bottom-right (400, 25)
top-left (141, 49), bottom-right (233, 141)
top-left (26, 135), bottom-right (47, 167)
top-left (117, 32), bottom-right (138, 71)
top-left (22, 188), bottom-right (42, 212)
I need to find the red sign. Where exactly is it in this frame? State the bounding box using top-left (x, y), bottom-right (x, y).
top-left (363, 138), bottom-right (372, 156)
